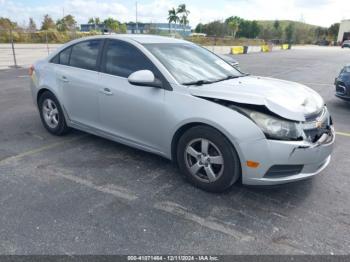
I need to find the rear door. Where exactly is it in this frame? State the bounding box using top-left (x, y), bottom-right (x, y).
top-left (55, 39), bottom-right (103, 128)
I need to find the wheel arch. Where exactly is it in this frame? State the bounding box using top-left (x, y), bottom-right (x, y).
top-left (170, 121), bottom-right (244, 167)
top-left (36, 87), bottom-right (70, 125)
top-left (37, 88), bottom-right (52, 106)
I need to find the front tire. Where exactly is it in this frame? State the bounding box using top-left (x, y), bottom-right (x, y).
top-left (177, 125), bottom-right (241, 193)
top-left (38, 91), bottom-right (70, 136)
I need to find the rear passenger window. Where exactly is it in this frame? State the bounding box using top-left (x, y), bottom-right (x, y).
top-left (69, 40), bottom-right (101, 71)
top-left (59, 47), bottom-right (71, 65)
top-left (102, 40), bottom-right (155, 77)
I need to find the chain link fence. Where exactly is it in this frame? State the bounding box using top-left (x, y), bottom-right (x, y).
top-left (0, 29), bottom-right (268, 69)
top-left (0, 29), bottom-right (102, 69)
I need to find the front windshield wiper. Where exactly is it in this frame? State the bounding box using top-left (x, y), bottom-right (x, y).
top-left (182, 73), bottom-right (250, 86)
top-left (213, 74), bottom-right (249, 83)
top-left (182, 80), bottom-right (214, 86)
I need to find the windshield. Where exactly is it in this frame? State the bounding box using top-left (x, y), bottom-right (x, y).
top-left (143, 43), bottom-right (243, 85)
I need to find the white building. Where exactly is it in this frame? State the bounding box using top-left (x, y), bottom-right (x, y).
top-left (337, 19), bottom-right (350, 43)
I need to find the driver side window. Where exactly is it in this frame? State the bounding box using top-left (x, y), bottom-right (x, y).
top-left (102, 40), bottom-right (155, 78)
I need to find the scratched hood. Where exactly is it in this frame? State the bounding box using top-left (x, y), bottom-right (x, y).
top-left (190, 76), bottom-right (324, 121)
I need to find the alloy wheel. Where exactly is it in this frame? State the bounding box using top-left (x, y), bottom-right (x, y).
top-left (42, 98), bottom-right (59, 129)
top-left (184, 138), bottom-right (225, 183)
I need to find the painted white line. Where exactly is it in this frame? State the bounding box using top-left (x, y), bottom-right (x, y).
top-left (154, 201), bottom-right (254, 241)
top-left (47, 167), bottom-right (138, 201)
top-left (336, 132), bottom-right (350, 137)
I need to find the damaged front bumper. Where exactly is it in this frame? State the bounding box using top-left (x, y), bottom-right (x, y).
top-left (238, 126), bottom-right (335, 186)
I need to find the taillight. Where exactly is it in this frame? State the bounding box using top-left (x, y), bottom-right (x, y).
top-left (29, 65), bottom-right (34, 76)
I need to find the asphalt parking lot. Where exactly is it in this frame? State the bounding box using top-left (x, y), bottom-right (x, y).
top-left (0, 46), bottom-right (350, 255)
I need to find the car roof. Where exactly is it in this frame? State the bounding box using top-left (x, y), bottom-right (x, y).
top-left (46, 34), bottom-right (193, 63)
top-left (76, 34), bottom-right (190, 44)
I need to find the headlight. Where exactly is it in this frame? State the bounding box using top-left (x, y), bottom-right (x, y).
top-left (241, 109), bottom-right (304, 140)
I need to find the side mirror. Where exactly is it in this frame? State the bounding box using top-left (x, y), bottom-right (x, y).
top-left (128, 70), bottom-right (162, 88)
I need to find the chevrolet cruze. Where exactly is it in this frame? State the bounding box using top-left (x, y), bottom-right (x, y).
top-left (30, 35), bottom-right (335, 192)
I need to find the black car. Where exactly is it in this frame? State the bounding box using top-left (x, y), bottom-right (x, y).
top-left (335, 65), bottom-right (350, 101)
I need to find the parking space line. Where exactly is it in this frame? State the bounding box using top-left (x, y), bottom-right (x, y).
top-left (154, 201), bottom-right (254, 241)
top-left (336, 131), bottom-right (350, 137)
top-left (0, 135), bottom-right (87, 165)
top-left (48, 168), bottom-right (138, 201)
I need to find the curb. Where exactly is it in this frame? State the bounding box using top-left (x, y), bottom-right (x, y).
top-left (231, 44), bottom-right (291, 55)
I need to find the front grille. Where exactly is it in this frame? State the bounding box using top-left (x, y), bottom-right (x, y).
top-left (303, 107), bottom-right (331, 143)
top-left (264, 165), bottom-right (303, 178)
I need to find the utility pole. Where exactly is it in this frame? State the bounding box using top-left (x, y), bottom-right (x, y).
top-left (135, 2), bottom-right (138, 34)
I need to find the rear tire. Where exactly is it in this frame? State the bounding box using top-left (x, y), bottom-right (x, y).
top-left (177, 125), bottom-right (241, 193)
top-left (38, 91), bottom-right (70, 136)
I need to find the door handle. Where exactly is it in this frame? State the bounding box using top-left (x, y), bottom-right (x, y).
top-left (60, 75), bottom-right (69, 82)
top-left (100, 87), bottom-right (113, 96)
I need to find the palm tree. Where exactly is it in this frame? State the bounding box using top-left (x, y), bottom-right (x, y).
top-left (177, 4), bottom-right (190, 17)
top-left (177, 4), bottom-right (190, 35)
top-left (167, 7), bottom-right (179, 34)
top-left (180, 15), bottom-right (189, 33)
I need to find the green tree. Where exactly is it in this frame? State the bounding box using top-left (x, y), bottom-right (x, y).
top-left (249, 20), bottom-right (260, 38)
top-left (177, 4), bottom-right (190, 16)
top-left (167, 7), bottom-right (179, 33)
top-left (228, 20), bottom-right (239, 38)
top-left (285, 23), bottom-right (294, 43)
top-left (204, 20), bottom-right (226, 37)
top-left (88, 17), bottom-right (101, 25)
top-left (225, 16), bottom-right (243, 38)
top-left (328, 23), bottom-right (339, 41)
top-left (94, 17), bottom-right (101, 24)
top-left (119, 23), bottom-right (127, 33)
top-left (28, 18), bottom-right (37, 32)
top-left (177, 4), bottom-right (190, 33)
top-left (195, 23), bottom-right (204, 33)
top-left (56, 15), bottom-right (76, 32)
top-left (273, 20), bottom-right (282, 38)
top-left (41, 14), bottom-right (56, 30)
top-left (103, 18), bottom-right (120, 32)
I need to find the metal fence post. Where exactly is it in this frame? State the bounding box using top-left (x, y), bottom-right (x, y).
top-left (10, 29), bottom-right (18, 68)
top-left (45, 31), bottom-right (49, 55)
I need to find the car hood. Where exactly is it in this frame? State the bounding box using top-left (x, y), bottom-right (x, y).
top-left (189, 76), bottom-right (324, 121)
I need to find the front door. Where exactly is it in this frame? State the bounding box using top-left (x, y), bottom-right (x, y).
top-left (98, 39), bottom-right (166, 152)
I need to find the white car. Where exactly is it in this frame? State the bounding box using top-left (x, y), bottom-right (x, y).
top-left (30, 35), bottom-right (335, 192)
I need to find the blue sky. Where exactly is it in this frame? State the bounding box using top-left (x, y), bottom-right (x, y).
top-left (0, 0), bottom-right (349, 28)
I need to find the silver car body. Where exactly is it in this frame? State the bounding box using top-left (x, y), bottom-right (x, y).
top-left (30, 35), bottom-right (334, 185)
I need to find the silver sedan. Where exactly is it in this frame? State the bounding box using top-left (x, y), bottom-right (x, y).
top-left (30, 35), bottom-right (334, 192)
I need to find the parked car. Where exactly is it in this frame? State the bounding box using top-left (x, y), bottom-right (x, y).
top-left (315, 39), bottom-right (330, 46)
top-left (30, 35), bottom-right (334, 192)
top-left (341, 40), bottom-right (350, 48)
top-left (335, 65), bottom-right (350, 101)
